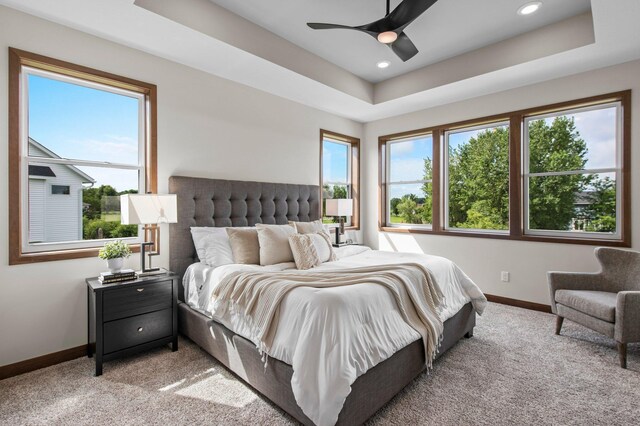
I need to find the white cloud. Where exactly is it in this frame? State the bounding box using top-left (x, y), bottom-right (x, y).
top-left (70, 135), bottom-right (139, 165)
top-left (390, 157), bottom-right (427, 182)
top-left (572, 108), bottom-right (617, 169)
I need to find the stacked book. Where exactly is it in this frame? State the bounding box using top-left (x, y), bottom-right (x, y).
top-left (99, 269), bottom-right (138, 284)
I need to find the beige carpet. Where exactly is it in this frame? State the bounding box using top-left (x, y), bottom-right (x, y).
top-left (1, 302), bottom-right (639, 425)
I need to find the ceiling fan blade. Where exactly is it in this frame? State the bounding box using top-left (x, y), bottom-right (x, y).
top-left (308, 22), bottom-right (378, 38)
top-left (307, 22), bottom-right (357, 30)
top-left (390, 32), bottom-right (419, 62)
top-left (386, 0), bottom-right (439, 31)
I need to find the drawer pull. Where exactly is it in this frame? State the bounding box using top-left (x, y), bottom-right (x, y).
top-left (137, 327), bottom-right (144, 332)
top-left (136, 288), bottom-right (144, 292)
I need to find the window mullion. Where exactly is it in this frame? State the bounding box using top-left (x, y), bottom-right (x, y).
top-left (509, 114), bottom-right (522, 238)
top-left (432, 128), bottom-right (442, 231)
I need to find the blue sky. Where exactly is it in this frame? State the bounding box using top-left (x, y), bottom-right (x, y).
top-left (388, 136), bottom-right (432, 200)
top-left (28, 74), bottom-right (140, 192)
top-left (322, 139), bottom-right (348, 183)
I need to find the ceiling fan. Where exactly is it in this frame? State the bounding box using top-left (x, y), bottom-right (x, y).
top-left (307, 0), bottom-right (439, 62)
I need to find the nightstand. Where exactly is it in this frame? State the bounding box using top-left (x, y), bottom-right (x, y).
top-left (86, 272), bottom-right (178, 376)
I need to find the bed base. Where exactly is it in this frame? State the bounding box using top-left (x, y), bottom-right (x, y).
top-left (178, 302), bottom-right (476, 425)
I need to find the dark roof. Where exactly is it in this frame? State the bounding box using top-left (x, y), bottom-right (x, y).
top-left (575, 191), bottom-right (595, 205)
top-left (28, 165), bottom-right (56, 177)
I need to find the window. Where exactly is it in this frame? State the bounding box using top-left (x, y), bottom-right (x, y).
top-left (9, 48), bottom-right (157, 264)
top-left (445, 122), bottom-right (509, 232)
top-left (384, 134), bottom-right (433, 227)
top-left (378, 91), bottom-right (630, 246)
top-left (51, 185), bottom-right (70, 195)
top-left (320, 130), bottom-right (360, 229)
top-left (524, 102), bottom-right (622, 239)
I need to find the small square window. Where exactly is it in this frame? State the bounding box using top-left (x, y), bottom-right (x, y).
top-left (51, 185), bottom-right (70, 195)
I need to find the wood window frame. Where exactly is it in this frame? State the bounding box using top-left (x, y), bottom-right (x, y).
top-left (319, 129), bottom-right (360, 230)
top-left (378, 91), bottom-right (631, 247)
top-left (8, 48), bottom-right (158, 265)
top-left (380, 130), bottom-right (436, 230)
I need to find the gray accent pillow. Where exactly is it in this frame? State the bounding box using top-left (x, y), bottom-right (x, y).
top-left (226, 228), bottom-right (260, 264)
top-left (256, 223), bottom-right (296, 266)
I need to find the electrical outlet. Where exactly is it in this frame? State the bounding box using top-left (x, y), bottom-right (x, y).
top-left (501, 271), bottom-right (510, 282)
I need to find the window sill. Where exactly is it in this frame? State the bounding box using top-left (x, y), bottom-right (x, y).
top-left (379, 226), bottom-right (629, 247)
top-left (10, 244), bottom-right (141, 265)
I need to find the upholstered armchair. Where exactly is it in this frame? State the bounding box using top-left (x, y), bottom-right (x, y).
top-left (548, 247), bottom-right (640, 368)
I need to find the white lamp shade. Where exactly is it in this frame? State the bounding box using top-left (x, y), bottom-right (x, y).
top-left (120, 194), bottom-right (178, 225)
top-left (325, 198), bottom-right (353, 217)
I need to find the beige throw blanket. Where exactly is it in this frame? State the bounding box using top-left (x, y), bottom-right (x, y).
top-left (211, 263), bottom-right (445, 367)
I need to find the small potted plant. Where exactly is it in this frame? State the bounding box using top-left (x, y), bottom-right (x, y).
top-left (99, 240), bottom-right (132, 273)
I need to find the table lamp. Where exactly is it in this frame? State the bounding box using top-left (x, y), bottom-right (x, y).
top-left (120, 194), bottom-right (178, 273)
top-left (325, 198), bottom-right (353, 246)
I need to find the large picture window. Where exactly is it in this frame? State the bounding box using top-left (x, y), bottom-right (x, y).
top-left (445, 122), bottom-right (509, 232)
top-left (524, 102), bottom-right (622, 239)
top-left (320, 130), bottom-right (360, 229)
top-left (9, 48), bottom-right (157, 264)
top-left (378, 91), bottom-right (630, 246)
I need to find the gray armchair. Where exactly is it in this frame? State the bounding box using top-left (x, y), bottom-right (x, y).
top-left (548, 247), bottom-right (640, 368)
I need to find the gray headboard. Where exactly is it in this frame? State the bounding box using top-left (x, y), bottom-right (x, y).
top-left (168, 176), bottom-right (321, 297)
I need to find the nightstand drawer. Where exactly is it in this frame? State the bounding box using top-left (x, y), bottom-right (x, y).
top-left (103, 280), bottom-right (172, 321)
top-left (103, 308), bottom-right (172, 354)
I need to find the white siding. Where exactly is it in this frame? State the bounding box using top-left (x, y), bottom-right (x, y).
top-left (28, 179), bottom-right (45, 242)
top-left (29, 142), bottom-right (88, 243)
top-left (41, 163), bottom-right (85, 243)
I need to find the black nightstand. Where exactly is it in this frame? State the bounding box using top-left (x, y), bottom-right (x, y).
top-left (86, 272), bottom-right (178, 376)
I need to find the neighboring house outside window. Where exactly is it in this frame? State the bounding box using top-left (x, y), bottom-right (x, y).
top-left (378, 91), bottom-right (630, 246)
top-left (320, 130), bottom-right (360, 229)
top-left (51, 185), bottom-right (71, 195)
top-left (8, 48), bottom-right (157, 264)
top-left (28, 138), bottom-right (95, 243)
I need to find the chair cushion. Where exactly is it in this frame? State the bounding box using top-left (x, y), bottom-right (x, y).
top-left (555, 290), bottom-right (617, 323)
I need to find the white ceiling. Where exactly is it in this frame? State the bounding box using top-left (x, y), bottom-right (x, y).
top-left (210, 0), bottom-right (592, 83)
top-left (1, 0), bottom-right (640, 123)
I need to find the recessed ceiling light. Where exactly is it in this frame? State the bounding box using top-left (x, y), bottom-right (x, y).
top-left (377, 61), bottom-right (390, 69)
top-left (518, 1), bottom-right (542, 16)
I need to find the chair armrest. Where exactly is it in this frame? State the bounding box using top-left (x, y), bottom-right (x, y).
top-left (547, 271), bottom-right (603, 313)
top-left (615, 291), bottom-right (640, 343)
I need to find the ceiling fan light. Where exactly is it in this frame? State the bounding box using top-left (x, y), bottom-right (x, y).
top-left (377, 31), bottom-right (398, 44)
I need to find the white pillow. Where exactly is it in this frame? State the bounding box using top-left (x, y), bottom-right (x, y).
top-left (190, 227), bottom-right (234, 268)
top-left (290, 219), bottom-right (329, 236)
top-left (288, 232), bottom-right (336, 270)
top-left (256, 223), bottom-right (296, 266)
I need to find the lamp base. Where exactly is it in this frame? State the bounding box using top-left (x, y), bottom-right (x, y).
top-left (335, 217), bottom-right (345, 246)
top-left (140, 242), bottom-right (160, 273)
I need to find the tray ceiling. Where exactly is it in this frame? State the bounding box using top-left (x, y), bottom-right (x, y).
top-left (210, 0), bottom-right (591, 83)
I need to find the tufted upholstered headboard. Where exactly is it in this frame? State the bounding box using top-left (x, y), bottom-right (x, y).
top-left (168, 176), bottom-right (321, 299)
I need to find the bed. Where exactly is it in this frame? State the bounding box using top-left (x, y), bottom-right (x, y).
top-left (169, 176), bottom-right (485, 426)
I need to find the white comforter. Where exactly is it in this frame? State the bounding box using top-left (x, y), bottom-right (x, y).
top-left (184, 246), bottom-right (486, 426)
